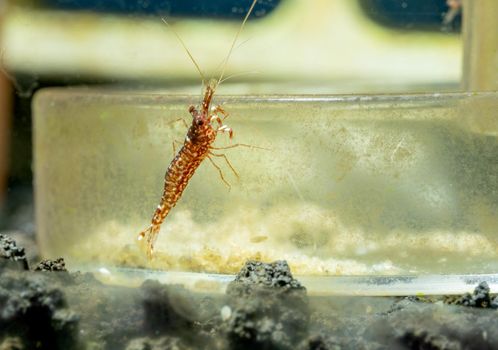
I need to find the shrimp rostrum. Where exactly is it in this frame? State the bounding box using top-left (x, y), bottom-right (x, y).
top-left (137, 0), bottom-right (259, 258)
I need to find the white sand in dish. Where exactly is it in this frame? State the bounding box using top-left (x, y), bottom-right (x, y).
top-left (69, 202), bottom-right (498, 275)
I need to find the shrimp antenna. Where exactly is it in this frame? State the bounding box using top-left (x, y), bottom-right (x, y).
top-left (216, 0), bottom-right (258, 87)
top-left (161, 17), bottom-right (207, 84)
top-left (213, 37), bottom-right (253, 74)
top-left (218, 70), bottom-right (260, 85)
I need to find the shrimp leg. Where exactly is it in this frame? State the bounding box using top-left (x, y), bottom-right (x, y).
top-left (211, 105), bottom-right (229, 121)
top-left (211, 143), bottom-right (260, 150)
top-left (208, 151), bottom-right (239, 178)
top-left (172, 140), bottom-right (182, 154)
top-left (207, 156), bottom-right (231, 189)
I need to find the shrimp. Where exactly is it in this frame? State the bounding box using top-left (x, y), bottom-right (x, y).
top-left (137, 0), bottom-right (259, 258)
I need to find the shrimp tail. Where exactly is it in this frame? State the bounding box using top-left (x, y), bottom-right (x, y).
top-left (137, 224), bottom-right (160, 259)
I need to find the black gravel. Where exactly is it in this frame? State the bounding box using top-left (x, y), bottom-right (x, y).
top-left (0, 271), bottom-right (80, 350)
top-left (453, 281), bottom-right (498, 309)
top-left (225, 260), bottom-right (310, 350)
top-left (0, 233), bottom-right (29, 271)
top-left (2, 235), bottom-right (498, 349)
top-left (35, 257), bottom-right (68, 272)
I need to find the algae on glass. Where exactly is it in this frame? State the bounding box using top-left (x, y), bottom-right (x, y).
top-left (33, 90), bottom-right (498, 275)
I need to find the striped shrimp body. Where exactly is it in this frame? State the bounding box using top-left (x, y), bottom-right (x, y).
top-left (137, 80), bottom-right (236, 258)
top-left (137, 0), bottom-right (258, 259)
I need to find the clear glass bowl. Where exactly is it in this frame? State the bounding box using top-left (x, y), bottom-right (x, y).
top-left (33, 89), bottom-right (498, 281)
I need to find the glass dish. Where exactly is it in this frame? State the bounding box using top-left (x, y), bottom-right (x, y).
top-left (33, 89), bottom-right (498, 283)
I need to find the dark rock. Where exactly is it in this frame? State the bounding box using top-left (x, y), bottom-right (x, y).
top-left (298, 334), bottom-right (341, 350)
top-left (0, 272), bottom-right (80, 350)
top-left (224, 260), bottom-right (309, 350)
top-left (138, 280), bottom-right (219, 349)
top-left (491, 296), bottom-right (498, 309)
top-left (0, 234), bottom-right (29, 271)
top-left (227, 260), bottom-right (305, 297)
top-left (195, 296), bottom-right (224, 336)
top-left (63, 273), bottom-right (142, 349)
top-left (35, 258), bottom-right (68, 272)
top-left (454, 282), bottom-right (496, 309)
top-left (125, 336), bottom-right (192, 350)
top-left (126, 336), bottom-right (196, 350)
top-left (140, 280), bottom-right (197, 334)
top-left (391, 298), bottom-right (498, 350)
top-left (400, 329), bottom-right (462, 350)
top-left (1, 230), bottom-right (38, 265)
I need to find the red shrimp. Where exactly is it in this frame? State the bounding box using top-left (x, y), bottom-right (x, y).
top-left (137, 0), bottom-right (258, 258)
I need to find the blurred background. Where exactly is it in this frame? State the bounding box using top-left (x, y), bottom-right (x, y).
top-left (0, 0), bottom-right (472, 239)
